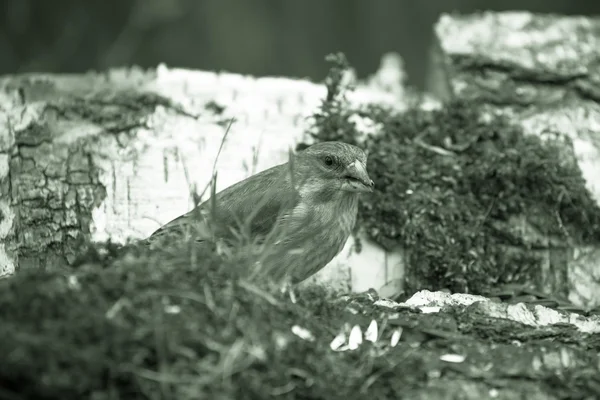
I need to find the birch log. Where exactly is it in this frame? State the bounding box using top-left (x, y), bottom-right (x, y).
top-left (0, 59), bottom-right (408, 296)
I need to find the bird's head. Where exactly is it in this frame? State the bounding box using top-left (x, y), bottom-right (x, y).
top-left (292, 141), bottom-right (374, 196)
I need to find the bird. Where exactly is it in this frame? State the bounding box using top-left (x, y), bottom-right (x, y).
top-left (146, 141), bottom-right (374, 284)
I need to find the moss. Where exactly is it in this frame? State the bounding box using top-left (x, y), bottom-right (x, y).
top-left (3, 239), bottom-right (599, 399)
top-left (310, 53), bottom-right (600, 295)
top-left (0, 240), bottom-right (430, 400)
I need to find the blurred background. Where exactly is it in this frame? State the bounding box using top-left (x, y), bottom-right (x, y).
top-left (1, 0), bottom-right (599, 90)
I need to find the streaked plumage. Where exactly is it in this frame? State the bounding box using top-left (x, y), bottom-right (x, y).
top-left (146, 141), bottom-right (374, 283)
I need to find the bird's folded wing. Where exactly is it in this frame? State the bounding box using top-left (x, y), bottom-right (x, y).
top-left (144, 207), bottom-right (213, 248)
top-left (145, 163), bottom-right (300, 247)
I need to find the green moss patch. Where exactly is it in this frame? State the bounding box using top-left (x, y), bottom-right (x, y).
top-left (0, 242), bottom-right (425, 399)
top-left (2, 240), bottom-right (599, 399)
top-left (309, 53), bottom-right (600, 296)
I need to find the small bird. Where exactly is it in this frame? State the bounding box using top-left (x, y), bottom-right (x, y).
top-left (146, 141), bottom-right (374, 284)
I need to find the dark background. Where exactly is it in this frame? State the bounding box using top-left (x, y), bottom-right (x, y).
top-left (2, 0), bottom-right (599, 90)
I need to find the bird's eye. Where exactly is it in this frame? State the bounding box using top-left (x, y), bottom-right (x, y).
top-left (323, 155), bottom-right (334, 167)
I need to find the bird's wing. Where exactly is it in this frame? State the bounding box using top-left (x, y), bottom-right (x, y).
top-left (216, 163), bottom-right (300, 239)
top-left (146, 207), bottom-right (213, 246)
top-left (146, 163), bottom-right (300, 245)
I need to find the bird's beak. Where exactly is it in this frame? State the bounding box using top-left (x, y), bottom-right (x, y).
top-left (342, 160), bottom-right (374, 193)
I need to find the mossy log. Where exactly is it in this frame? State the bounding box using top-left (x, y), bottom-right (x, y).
top-left (0, 63), bottom-right (406, 295)
top-left (429, 11), bottom-right (600, 307)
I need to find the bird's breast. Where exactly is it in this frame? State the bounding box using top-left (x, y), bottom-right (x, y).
top-left (271, 193), bottom-right (359, 282)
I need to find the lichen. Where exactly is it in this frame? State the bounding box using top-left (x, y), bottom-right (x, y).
top-left (309, 53), bottom-right (600, 295)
